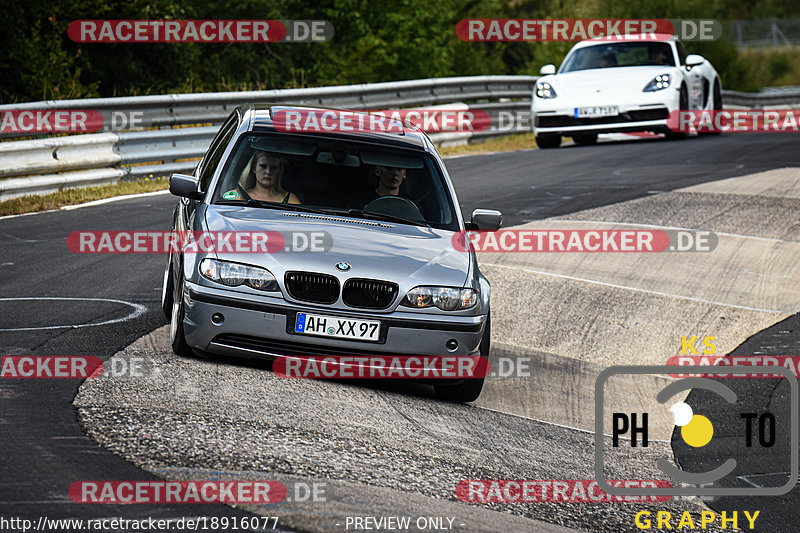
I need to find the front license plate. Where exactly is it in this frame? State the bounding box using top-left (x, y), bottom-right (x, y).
top-left (294, 312), bottom-right (381, 342)
top-left (575, 106), bottom-right (619, 118)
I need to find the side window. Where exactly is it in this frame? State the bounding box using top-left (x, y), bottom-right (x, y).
top-left (676, 41), bottom-right (689, 66)
top-left (199, 117), bottom-right (238, 192)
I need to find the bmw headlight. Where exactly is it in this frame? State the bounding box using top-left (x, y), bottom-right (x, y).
top-left (199, 259), bottom-right (278, 291)
top-left (535, 82), bottom-right (557, 99)
top-left (401, 286), bottom-right (478, 311)
top-left (643, 74), bottom-right (671, 92)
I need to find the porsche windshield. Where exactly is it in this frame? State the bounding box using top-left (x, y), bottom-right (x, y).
top-left (211, 133), bottom-right (459, 231)
top-left (560, 42), bottom-right (675, 72)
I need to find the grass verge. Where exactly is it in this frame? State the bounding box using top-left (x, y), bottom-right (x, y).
top-left (0, 177), bottom-right (169, 217)
top-left (438, 133), bottom-right (537, 157)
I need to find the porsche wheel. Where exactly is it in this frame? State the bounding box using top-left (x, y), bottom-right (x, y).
top-left (536, 134), bottom-right (562, 149)
top-left (699, 80), bottom-right (723, 136)
top-left (665, 85), bottom-right (689, 140)
top-left (572, 133), bottom-right (598, 146)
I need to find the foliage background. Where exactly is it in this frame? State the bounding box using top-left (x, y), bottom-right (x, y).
top-left (1, 0), bottom-right (799, 104)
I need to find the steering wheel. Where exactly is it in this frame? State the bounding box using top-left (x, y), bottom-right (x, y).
top-left (364, 196), bottom-right (426, 222)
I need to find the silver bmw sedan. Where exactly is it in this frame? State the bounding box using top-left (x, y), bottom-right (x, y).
top-left (161, 105), bottom-right (501, 402)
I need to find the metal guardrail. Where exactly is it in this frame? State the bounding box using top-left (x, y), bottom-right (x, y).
top-left (0, 76), bottom-right (538, 201)
top-left (1, 76), bottom-right (799, 201)
top-left (0, 76), bottom-right (537, 137)
top-left (0, 133), bottom-right (120, 179)
top-left (729, 19), bottom-right (800, 48)
top-left (722, 86), bottom-right (800, 108)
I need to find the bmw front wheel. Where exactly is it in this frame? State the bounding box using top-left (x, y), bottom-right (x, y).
top-left (169, 263), bottom-right (192, 357)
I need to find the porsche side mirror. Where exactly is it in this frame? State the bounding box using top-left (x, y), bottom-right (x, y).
top-left (539, 64), bottom-right (556, 75)
top-left (685, 54), bottom-right (705, 68)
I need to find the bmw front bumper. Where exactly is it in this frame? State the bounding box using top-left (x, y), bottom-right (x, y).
top-left (181, 282), bottom-right (487, 360)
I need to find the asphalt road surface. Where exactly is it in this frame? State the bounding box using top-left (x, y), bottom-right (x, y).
top-left (2, 132), bottom-right (798, 531)
top-left (447, 133), bottom-right (798, 226)
top-left (675, 314), bottom-right (800, 532)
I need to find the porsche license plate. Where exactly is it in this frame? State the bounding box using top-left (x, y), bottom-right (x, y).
top-left (294, 312), bottom-right (381, 342)
top-left (575, 106), bottom-right (619, 118)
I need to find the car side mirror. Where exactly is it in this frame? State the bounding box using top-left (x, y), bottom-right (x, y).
top-left (467, 209), bottom-right (503, 231)
top-left (685, 54), bottom-right (705, 68)
top-left (539, 64), bottom-right (556, 75)
top-left (169, 173), bottom-right (203, 200)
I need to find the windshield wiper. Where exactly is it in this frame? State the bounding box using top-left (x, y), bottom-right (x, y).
top-left (345, 209), bottom-right (431, 228)
top-left (216, 200), bottom-right (430, 226)
top-left (246, 199), bottom-right (323, 213)
top-left (217, 199), bottom-right (336, 216)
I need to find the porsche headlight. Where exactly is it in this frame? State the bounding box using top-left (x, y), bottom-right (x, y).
top-left (199, 259), bottom-right (278, 291)
top-left (535, 82), bottom-right (558, 99)
top-left (401, 286), bottom-right (478, 311)
top-left (643, 74), bottom-right (671, 92)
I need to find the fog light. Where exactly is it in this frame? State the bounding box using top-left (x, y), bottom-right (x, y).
top-left (445, 339), bottom-right (459, 352)
top-left (211, 312), bottom-right (224, 325)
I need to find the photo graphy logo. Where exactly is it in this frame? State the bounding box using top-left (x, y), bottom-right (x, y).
top-left (595, 365), bottom-right (798, 496)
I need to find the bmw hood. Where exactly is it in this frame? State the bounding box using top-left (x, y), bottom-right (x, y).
top-left (202, 205), bottom-right (470, 289)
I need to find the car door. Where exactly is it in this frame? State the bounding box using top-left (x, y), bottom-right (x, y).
top-left (675, 40), bottom-right (710, 110)
top-left (178, 114), bottom-right (239, 233)
top-left (169, 113), bottom-right (239, 285)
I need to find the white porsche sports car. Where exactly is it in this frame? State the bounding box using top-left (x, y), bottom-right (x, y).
top-left (531, 34), bottom-right (722, 148)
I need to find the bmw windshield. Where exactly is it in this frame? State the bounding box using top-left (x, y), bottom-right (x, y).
top-left (211, 133), bottom-right (460, 231)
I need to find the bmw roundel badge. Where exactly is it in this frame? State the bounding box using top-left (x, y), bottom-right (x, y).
top-left (336, 262), bottom-right (351, 271)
